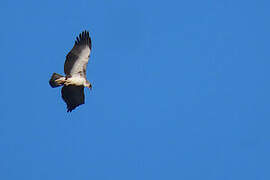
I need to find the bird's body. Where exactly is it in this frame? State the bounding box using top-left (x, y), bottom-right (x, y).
top-left (49, 31), bottom-right (92, 112)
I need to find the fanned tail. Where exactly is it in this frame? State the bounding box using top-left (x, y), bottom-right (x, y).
top-left (49, 73), bottom-right (65, 88)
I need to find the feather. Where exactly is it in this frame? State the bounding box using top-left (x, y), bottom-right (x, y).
top-left (61, 85), bottom-right (85, 112)
top-left (64, 30), bottom-right (91, 77)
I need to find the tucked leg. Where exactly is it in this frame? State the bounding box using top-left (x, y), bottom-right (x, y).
top-left (55, 78), bottom-right (66, 84)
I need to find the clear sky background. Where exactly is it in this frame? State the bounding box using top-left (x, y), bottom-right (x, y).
top-left (1, 0), bottom-right (270, 179)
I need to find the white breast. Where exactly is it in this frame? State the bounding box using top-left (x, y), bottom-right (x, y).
top-left (68, 75), bottom-right (86, 86)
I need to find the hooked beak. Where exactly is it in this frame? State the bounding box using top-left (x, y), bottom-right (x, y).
top-left (89, 84), bottom-right (92, 91)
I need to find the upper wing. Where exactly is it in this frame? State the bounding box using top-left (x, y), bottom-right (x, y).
top-left (64, 31), bottom-right (91, 77)
top-left (61, 85), bottom-right (85, 112)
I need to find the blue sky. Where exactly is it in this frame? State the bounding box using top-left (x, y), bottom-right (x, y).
top-left (1, 0), bottom-right (270, 179)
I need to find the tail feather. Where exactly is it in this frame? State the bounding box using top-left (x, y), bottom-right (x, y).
top-left (49, 73), bottom-right (64, 88)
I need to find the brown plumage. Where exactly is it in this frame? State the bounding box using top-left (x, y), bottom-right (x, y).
top-left (61, 85), bottom-right (85, 112)
top-left (49, 30), bottom-right (92, 112)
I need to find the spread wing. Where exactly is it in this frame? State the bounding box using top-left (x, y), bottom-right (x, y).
top-left (61, 85), bottom-right (85, 112)
top-left (64, 31), bottom-right (91, 78)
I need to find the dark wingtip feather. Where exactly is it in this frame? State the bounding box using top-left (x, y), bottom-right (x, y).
top-left (74, 30), bottom-right (92, 49)
top-left (67, 107), bottom-right (73, 112)
top-left (67, 105), bottom-right (77, 112)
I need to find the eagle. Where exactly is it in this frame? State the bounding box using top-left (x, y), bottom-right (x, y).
top-left (49, 30), bottom-right (92, 112)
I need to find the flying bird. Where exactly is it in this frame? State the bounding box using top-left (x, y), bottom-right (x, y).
top-left (49, 30), bottom-right (92, 112)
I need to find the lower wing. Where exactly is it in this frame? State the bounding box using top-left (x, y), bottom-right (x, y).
top-left (61, 85), bottom-right (85, 112)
